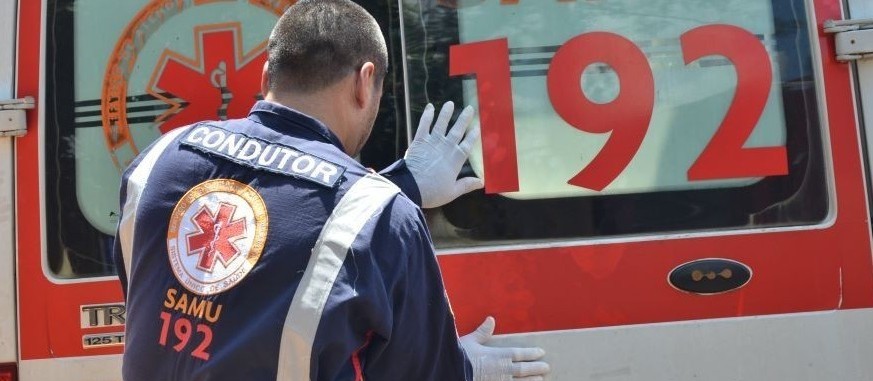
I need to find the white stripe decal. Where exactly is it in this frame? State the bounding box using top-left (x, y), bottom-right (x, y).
top-left (277, 173), bottom-right (400, 381)
top-left (119, 127), bottom-right (189, 291)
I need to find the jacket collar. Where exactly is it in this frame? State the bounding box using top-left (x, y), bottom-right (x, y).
top-left (247, 100), bottom-right (346, 153)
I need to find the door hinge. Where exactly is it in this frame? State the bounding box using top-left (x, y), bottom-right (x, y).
top-left (824, 18), bottom-right (873, 62)
top-left (0, 96), bottom-right (35, 137)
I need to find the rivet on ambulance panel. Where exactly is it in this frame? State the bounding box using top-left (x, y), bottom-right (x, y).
top-left (668, 258), bottom-right (751, 295)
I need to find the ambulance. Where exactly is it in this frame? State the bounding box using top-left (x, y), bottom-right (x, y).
top-left (3, 0), bottom-right (873, 379)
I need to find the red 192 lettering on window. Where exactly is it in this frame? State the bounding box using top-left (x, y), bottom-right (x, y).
top-left (450, 38), bottom-right (520, 193)
top-left (683, 24), bottom-right (788, 180)
top-left (547, 32), bottom-right (655, 191)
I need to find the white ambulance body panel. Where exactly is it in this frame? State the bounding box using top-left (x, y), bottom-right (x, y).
top-left (8, 0), bottom-right (873, 379)
top-left (0, 0), bottom-right (19, 366)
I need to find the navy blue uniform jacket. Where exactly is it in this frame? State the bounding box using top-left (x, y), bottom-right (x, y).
top-left (112, 101), bottom-right (472, 381)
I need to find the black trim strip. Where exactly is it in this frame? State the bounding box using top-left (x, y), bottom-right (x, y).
top-left (74, 115), bottom-right (166, 128)
top-left (509, 45), bottom-right (560, 54)
top-left (510, 58), bottom-right (552, 66)
top-left (75, 103), bottom-right (181, 118)
top-left (72, 92), bottom-right (176, 107)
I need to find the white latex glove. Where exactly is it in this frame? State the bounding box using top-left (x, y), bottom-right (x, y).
top-left (460, 317), bottom-right (551, 381)
top-left (405, 101), bottom-right (484, 209)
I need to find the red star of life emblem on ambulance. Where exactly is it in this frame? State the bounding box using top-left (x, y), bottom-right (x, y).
top-left (147, 23), bottom-right (267, 134)
top-left (186, 202), bottom-right (248, 273)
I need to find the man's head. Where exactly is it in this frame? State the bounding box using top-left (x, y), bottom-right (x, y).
top-left (262, 0), bottom-right (388, 156)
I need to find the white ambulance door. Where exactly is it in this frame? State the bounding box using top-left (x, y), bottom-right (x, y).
top-left (0, 0), bottom-right (19, 372)
top-left (399, 0), bottom-right (873, 379)
top-left (14, 1), bottom-right (126, 378)
top-left (13, 2), bottom-right (293, 379)
top-left (14, 1), bottom-right (401, 379)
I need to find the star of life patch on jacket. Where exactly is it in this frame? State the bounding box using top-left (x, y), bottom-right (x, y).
top-left (167, 179), bottom-right (268, 296)
top-left (181, 124), bottom-right (346, 188)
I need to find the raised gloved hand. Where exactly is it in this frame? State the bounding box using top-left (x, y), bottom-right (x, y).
top-left (405, 102), bottom-right (484, 209)
top-left (460, 317), bottom-right (551, 381)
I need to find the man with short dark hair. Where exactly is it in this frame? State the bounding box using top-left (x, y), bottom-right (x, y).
top-left (266, 0), bottom-right (389, 93)
top-left (114, 1), bottom-right (549, 380)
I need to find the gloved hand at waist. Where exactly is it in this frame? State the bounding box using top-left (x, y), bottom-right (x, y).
top-left (460, 317), bottom-right (551, 381)
top-left (405, 101), bottom-right (484, 209)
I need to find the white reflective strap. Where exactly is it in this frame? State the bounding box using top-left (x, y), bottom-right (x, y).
top-left (277, 173), bottom-right (400, 381)
top-left (119, 127), bottom-right (189, 292)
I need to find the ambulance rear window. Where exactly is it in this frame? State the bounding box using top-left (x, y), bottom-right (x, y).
top-left (400, 0), bottom-right (828, 248)
top-left (43, 0), bottom-right (407, 278)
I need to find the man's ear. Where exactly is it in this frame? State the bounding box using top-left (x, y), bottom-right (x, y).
top-left (260, 61), bottom-right (270, 97)
top-left (354, 62), bottom-right (377, 109)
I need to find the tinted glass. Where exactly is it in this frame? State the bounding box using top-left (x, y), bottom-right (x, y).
top-left (400, 0), bottom-right (828, 248)
top-left (45, 0), bottom-right (406, 278)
